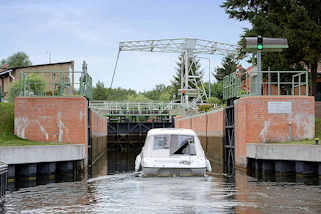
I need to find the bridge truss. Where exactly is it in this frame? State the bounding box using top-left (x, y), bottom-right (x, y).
top-left (111, 38), bottom-right (239, 107)
top-left (90, 101), bottom-right (189, 118)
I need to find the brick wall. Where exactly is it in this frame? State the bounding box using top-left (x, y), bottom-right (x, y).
top-left (234, 96), bottom-right (315, 168)
top-left (90, 110), bottom-right (108, 163)
top-left (175, 110), bottom-right (225, 172)
top-left (14, 97), bottom-right (88, 153)
top-left (90, 110), bottom-right (107, 137)
top-left (175, 110), bottom-right (224, 137)
top-left (316, 102), bottom-right (321, 118)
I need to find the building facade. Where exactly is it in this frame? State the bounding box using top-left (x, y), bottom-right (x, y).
top-left (0, 61), bottom-right (74, 101)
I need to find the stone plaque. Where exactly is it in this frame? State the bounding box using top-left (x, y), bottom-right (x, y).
top-left (268, 101), bottom-right (291, 114)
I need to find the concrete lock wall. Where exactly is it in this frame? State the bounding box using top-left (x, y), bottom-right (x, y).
top-left (235, 96), bottom-right (315, 169)
top-left (175, 110), bottom-right (224, 172)
top-left (14, 97), bottom-right (89, 153)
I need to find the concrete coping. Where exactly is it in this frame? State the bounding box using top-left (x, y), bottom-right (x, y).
top-left (176, 108), bottom-right (224, 121)
top-left (0, 144), bottom-right (85, 165)
top-left (247, 143), bottom-right (321, 162)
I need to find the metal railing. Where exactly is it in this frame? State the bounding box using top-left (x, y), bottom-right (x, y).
top-left (90, 101), bottom-right (190, 116)
top-left (0, 161), bottom-right (7, 203)
top-left (223, 70), bottom-right (308, 100)
top-left (18, 70), bottom-right (92, 99)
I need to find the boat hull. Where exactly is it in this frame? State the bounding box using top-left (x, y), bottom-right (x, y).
top-left (142, 167), bottom-right (206, 177)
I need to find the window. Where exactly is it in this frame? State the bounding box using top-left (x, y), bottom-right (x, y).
top-left (153, 135), bottom-right (170, 150)
top-left (170, 135), bottom-right (196, 155)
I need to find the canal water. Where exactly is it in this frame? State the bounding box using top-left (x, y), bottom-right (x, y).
top-left (2, 152), bottom-right (321, 214)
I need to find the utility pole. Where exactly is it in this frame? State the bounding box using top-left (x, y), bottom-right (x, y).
top-left (208, 57), bottom-right (211, 98)
top-left (46, 51), bottom-right (51, 64)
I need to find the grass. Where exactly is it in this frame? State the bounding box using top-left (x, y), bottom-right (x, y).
top-left (271, 139), bottom-right (317, 145)
top-left (0, 103), bottom-right (14, 135)
top-left (0, 134), bottom-right (66, 147)
top-left (0, 103), bottom-right (67, 147)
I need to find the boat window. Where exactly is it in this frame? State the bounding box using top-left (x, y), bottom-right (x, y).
top-left (170, 135), bottom-right (196, 155)
top-left (153, 135), bottom-right (170, 150)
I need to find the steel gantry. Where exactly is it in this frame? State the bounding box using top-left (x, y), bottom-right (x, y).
top-left (110, 38), bottom-right (239, 107)
top-left (90, 101), bottom-right (189, 117)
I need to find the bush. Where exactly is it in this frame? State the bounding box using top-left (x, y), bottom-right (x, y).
top-left (8, 80), bottom-right (23, 102)
top-left (198, 104), bottom-right (212, 112)
top-left (207, 97), bottom-right (223, 105)
top-left (8, 73), bottom-right (46, 102)
top-left (0, 103), bottom-right (14, 136)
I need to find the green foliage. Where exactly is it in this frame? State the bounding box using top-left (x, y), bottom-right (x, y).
top-left (198, 104), bottom-right (212, 113)
top-left (8, 73), bottom-right (46, 102)
top-left (92, 81), bottom-right (173, 102)
top-left (142, 84), bottom-right (172, 102)
top-left (1, 52), bottom-right (32, 68)
top-left (207, 97), bottom-right (222, 105)
top-left (215, 55), bottom-right (238, 81)
top-left (127, 94), bottom-right (152, 102)
top-left (26, 73), bottom-right (46, 95)
top-left (92, 81), bottom-right (137, 101)
top-left (92, 81), bottom-right (108, 100)
top-left (0, 103), bottom-right (14, 136)
top-left (221, 0), bottom-right (321, 95)
top-left (8, 80), bottom-right (22, 103)
top-left (203, 81), bottom-right (224, 102)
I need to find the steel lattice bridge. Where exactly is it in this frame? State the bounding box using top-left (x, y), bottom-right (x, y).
top-left (89, 101), bottom-right (190, 117)
top-left (111, 38), bottom-right (240, 106)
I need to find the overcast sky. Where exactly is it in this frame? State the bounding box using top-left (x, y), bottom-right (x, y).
top-left (0, 0), bottom-right (250, 91)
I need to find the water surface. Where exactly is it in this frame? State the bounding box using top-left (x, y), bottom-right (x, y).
top-left (3, 171), bottom-right (321, 214)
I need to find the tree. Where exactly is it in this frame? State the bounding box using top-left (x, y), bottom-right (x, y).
top-left (1, 52), bottom-right (32, 68)
top-left (221, 0), bottom-right (321, 96)
top-left (127, 94), bottom-right (152, 102)
top-left (8, 73), bottom-right (46, 102)
top-left (211, 81), bottom-right (224, 101)
top-left (215, 55), bottom-right (238, 81)
top-left (170, 54), bottom-right (203, 100)
top-left (27, 73), bottom-right (46, 95)
top-left (142, 84), bottom-right (172, 102)
top-left (92, 81), bottom-right (108, 100)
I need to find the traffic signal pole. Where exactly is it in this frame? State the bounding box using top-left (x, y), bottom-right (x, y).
top-left (256, 36), bottom-right (263, 96)
top-left (257, 50), bottom-right (262, 95)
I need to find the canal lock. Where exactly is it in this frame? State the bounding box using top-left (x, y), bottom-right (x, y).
top-left (89, 118), bottom-right (174, 176)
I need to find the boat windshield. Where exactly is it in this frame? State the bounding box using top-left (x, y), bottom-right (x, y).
top-left (152, 134), bottom-right (196, 155)
top-left (153, 135), bottom-right (170, 150)
top-left (170, 135), bottom-right (196, 155)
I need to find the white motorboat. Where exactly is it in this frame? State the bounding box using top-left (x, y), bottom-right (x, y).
top-left (135, 128), bottom-right (212, 176)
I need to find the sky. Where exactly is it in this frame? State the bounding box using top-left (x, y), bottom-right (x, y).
top-left (0, 0), bottom-right (250, 91)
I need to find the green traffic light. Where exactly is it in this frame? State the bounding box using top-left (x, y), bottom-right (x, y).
top-left (257, 44), bottom-right (263, 50)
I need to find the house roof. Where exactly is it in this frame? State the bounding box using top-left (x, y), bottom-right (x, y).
top-left (0, 69), bottom-right (13, 77)
top-left (0, 61), bottom-right (74, 77)
top-left (8, 61), bottom-right (74, 70)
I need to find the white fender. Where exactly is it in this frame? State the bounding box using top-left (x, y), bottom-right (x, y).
top-left (206, 159), bottom-right (212, 172)
top-left (135, 153), bottom-right (142, 172)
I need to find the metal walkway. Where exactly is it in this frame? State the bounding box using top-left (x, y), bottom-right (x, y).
top-left (90, 101), bottom-right (189, 117)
